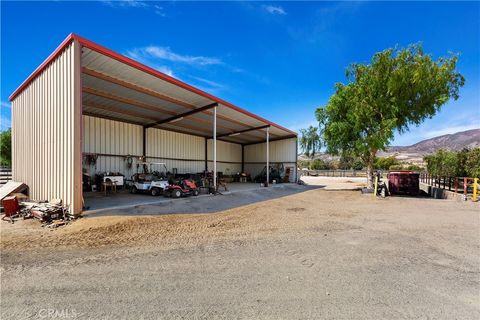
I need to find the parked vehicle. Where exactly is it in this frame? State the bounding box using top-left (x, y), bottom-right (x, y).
top-left (165, 179), bottom-right (199, 198)
top-left (130, 162), bottom-right (170, 196)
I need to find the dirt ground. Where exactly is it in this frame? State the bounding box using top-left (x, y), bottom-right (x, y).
top-left (1, 187), bottom-right (479, 319)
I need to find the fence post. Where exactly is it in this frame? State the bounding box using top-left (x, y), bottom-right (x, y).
top-left (448, 177), bottom-right (452, 191)
top-left (443, 177), bottom-right (446, 189)
top-left (473, 178), bottom-right (478, 202)
top-left (464, 177), bottom-right (468, 196)
top-left (455, 177), bottom-right (458, 193)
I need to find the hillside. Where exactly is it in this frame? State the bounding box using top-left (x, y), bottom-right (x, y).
top-left (388, 129), bottom-right (480, 154)
top-left (299, 129), bottom-right (480, 165)
top-left (379, 129), bottom-right (480, 164)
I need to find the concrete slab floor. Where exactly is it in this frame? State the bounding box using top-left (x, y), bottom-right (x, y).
top-left (83, 182), bottom-right (318, 215)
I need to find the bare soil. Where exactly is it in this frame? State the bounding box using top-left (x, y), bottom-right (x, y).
top-left (1, 188), bottom-right (479, 319)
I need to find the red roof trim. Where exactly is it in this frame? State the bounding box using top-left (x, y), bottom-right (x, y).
top-left (9, 33), bottom-right (297, 136)
top-left (9, 33), bottom-right (76, 101)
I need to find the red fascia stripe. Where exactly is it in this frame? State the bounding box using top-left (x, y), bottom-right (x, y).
top-left (9, 33), bottom-right (297, 136)
top-left (8, 33), bottom-right (76, 101)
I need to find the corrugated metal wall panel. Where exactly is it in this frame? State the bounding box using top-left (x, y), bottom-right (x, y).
top-left (244, 138), bottom-right (297, 182)
top-left (146, 128), bottom-right (205, 173)
top-left (207, 140), bottom-right (242, 175)
top-left (82, 115), bottom-right (143, 178)
top-left (11, 41), bottom-right (82, 213)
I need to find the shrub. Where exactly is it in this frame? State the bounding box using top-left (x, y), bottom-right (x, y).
top-left (374, 156), bottom-right (400, 170)
top-left (298, 160), bottom-right (311, 169)
top-left (311, 159), bottom-right (328, 170)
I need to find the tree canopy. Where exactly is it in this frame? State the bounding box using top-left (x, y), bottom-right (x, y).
top-left (0, 129), bottom-right (11, 167)
top-left (316, 44), bottom-right (464, 187)
top-left (424, 148), bottom-right (480, 178)
top-left (299, 126), bottom-right (321, 159)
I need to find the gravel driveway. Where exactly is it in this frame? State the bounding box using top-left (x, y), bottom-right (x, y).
top-left (1, 188), bottom-right (479, 319)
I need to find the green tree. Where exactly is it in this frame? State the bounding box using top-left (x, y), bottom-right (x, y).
top-left (406, 164), bottom-right (422, 171)
top-left (455, 148), bottom-right (469, 177)
top-left (310, 159), bottom-right (328, 170)
top-left (299, 126), bottom-right (321, 159)
top-left (317, 44), bottom-right (464, 188)
top-left (424, 149), bottom-right (458, 177)
top-left (374, 156), bottom-right (400, 170)
top-left (298, 159), bottom-right (311, 169)
top-left (0, 129), bottom-right (12, 167)
top-left (465, 148), bottom-right (480, 178)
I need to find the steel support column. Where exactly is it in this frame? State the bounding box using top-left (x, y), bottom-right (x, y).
top-left (241, 145), bottom-right (244, 173)
top-left (213, 106), bottom-right (217, 191)
top-left (266, 127), bottom-right (269, 187)
top-left (204, 137), bottom-right (208, 171)
top-left (142, 126), bottom-right (147, 157)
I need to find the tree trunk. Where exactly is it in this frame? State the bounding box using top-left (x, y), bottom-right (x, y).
top-left (366, 150), bottom-right (376, 189)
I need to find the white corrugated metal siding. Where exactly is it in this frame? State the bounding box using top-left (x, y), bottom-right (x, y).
top-left (82, 115), bottom-right (142, 178)
top-left (207, 140), bottom-right (242, 174)
top-left (146, 128), bottom-right (205, 173)
top-left (244, 138), bottom-right (297, 182)
top-left (11, 41), bottom-right (82, 213)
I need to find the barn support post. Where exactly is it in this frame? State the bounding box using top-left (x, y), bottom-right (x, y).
top-left (213, 106), bottom-right (217, 191)
top-left (142, 126), bottom-right (146, 157)
top-left (266, 126), bottom-right (269, 187)
top-left (204, 137), bottom-right (208, 172)
top-left (241, 145), bottom-right (244, 173)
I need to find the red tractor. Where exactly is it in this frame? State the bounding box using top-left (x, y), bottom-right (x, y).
top-left (165, 179), bottom-right (199, 198)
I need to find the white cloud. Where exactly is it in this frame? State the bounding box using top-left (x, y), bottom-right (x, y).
top-left (100, 0), bottom-right (148, 8)
top-left (189, 76), bottom-right (226, 90)
top-left (100, 0), bottom-right (166, 16)
top-left (287, 120), bottom-right (318, 133)
top-left (155, 65), bottom-right (174, 77)
top-left (153, 4), bottom-right (165, 16)
top-left (127, 46), bottom-right (223, 66)
top-left (393, 109), bottom-right (480, 146)
top-left (263, 5), bottom-right (287, 15)
top-left (422, 124), bottom-right (480, 139)
top-left (1, 101), bottom-right (11, 109)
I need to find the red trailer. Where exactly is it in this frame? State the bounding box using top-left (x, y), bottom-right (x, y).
top-left (387, 171), bottom-right (420, 196)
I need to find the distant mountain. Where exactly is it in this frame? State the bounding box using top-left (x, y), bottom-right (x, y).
top-left (298, 129), bottom-right (480, 165)
top-left (388, 129), bottom-right (480, 154)
top-left (379, 129), bottom-right (480, 164)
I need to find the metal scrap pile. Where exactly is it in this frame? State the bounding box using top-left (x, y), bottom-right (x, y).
top-left (21, 199), bottom-right (74, 228)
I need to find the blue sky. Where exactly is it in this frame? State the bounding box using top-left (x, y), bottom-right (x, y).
top-left (1, 1), bottom-right (479, 146)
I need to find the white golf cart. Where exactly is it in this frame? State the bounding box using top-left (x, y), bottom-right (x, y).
top-left (130, 162), bottom-right (170, 196)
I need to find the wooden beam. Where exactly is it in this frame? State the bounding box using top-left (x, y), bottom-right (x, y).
top-left (83, 102), bottom-right (225, 136)
top-left (84, 102), bottom-right (159, 121)
top-left (145, 102), bottom-right (218, 128)
top-left (83, 67), bottom-right (194, 109)
top-left (211, 125), bottom-right (270, 139)
top-left (82, 112), bottom-right (144, 126)
top-left (82, 68), bottom-right (280, 136)
top-left (83, 88), bottom-right (253, 135)
top-left (241, 135), bottom-right (298, 146)
top-left (83, 87), bottom-right (177, 115)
